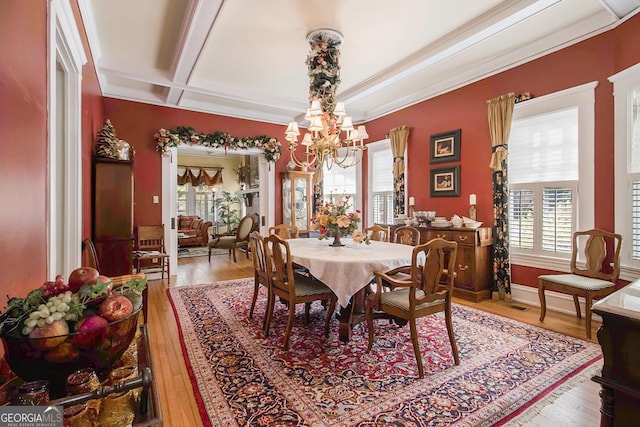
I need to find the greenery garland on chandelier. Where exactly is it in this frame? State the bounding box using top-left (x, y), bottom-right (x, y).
top-left (154, 126), bottom-right (282, 163)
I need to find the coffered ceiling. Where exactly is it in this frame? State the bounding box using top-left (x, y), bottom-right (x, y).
top-left (78, 0), bottom-right (639, 126)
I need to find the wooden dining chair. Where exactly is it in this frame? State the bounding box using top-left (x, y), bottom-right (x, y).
top-left (134, 225), bottom-right (170, 280)
top-left (392, 226), bottom-right (420, 246)
top-left (208, 214), bottom-right (255, 262)
top-left (538, 229), bottom-right (622, 339)
top-left (82, 238), bottom-right (101, 271)
top-left (248, 231), bottom-right (271, 329)
top-left (364, 225), bottom-right (390, 242)
top-left (366, 238), bottom-right (459, 378)
top-left (263, 234), bottom-right (337, 350)
top-left (268, 224), bottom-right (299, 239)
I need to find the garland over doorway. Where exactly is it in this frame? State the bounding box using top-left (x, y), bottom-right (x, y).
top-left (154, 126), bottom-right (282, 163)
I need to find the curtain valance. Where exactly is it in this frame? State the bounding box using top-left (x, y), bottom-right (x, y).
top-left (177, 167), bottom-right (223, 186)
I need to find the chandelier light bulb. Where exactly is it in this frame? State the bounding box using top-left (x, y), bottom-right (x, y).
top-left (285, 121), bottom-right (300, 136)
top-left (308, 116), bottom-right (324, 132)
top-left (357, 125), bottom-right (369, 139)
top-left (333, 102), bottom-right (346, 117)
top-left (309, 100), bottom-right (323, 116)
top-left (341, 116), bottom-right (354, 132)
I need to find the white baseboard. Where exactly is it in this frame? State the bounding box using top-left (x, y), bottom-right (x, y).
top-left (510, 283), bottom-right (602, 321)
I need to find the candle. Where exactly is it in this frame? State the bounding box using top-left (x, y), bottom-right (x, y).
top-left (409, 196), bottom-right (415, 206)
top-left (469, 194), bottom-right (477, 205)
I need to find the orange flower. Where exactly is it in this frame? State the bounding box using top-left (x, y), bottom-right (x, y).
top-left (336, 215), bottom-right (351, 228)
top-left (318, 214), bottom-right (330, 227)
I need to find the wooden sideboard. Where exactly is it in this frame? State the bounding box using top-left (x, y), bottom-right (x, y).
top-left (591, 280), bottom-right (640, 427)
top-left (388, 225), bottom-right (494, 302)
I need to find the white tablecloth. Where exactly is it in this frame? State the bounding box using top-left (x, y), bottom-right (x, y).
top-left (286, 238), bottom-right (415, 307)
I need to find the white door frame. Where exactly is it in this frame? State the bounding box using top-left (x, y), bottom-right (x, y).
top-left (161, 146), bottom-right (275, 280)
top-left (48, 0), bottom-right (86, 279)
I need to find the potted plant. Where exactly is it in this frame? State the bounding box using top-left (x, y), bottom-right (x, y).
top-left (214, 191), bottom-right (242, 233)
top-left (234, 165), bottom-right (250, 190)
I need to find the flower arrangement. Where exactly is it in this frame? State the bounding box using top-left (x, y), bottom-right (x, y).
top-left (306, 30), bottom-right (341, 115)
top-left (154, 126), bottom-right (282, 163)
top-left (310, 197), bottom-right (369, 245)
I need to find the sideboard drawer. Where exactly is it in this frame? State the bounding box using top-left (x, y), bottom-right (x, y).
top-left (423, 229), bottom-right (451, 241)
top-left (451, 231), bottom-right (476, 247)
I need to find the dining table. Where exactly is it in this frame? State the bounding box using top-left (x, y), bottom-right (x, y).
top-left (286, 237), bottom-right (416, 343)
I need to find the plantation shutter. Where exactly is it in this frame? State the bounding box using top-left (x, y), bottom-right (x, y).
top-left (631, 89), bottom-right (640, 260)
top-left (509, 189), bottom-right (534, 249)
top-left (542, 187), bottom-right (573, 252)
top-left (371, 149), bottom-right (394, 224)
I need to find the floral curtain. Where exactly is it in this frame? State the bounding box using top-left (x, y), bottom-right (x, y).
top-left (177, 167), bottom-right (223, 187)
top-left (487, 93), bottom-right (515, 298)
top-left (389, 126), bottom-right (409, 216)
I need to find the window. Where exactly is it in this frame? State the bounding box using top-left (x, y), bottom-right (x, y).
top-left (508, 83), bottom-right (595, 271)
top-left (322, 148), bottom-right (362, 213)
top-left (178, 183), bottom-right (216, 223)
top-left (195, 186), bottom-right (215, 222)
top-left (611, 62), bottom-right (640, 280)
top-left (367, 140), bottom-right (395, 226)
top-left (177, 184), bottom-right (188, 216)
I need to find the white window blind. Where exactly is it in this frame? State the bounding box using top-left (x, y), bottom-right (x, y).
top-left (509, 108), bottom-right (579, 184)
top-left (371, 149), bottom-right (394, 192)
top-left (369, 146), bottom-right (394, 224)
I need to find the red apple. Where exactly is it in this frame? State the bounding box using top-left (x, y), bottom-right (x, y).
top-left (68, 267), bottom-right (100, 293)
top-left (99, 295), bottom-right (133, 322)
top-left (72, 315), bottom-right (108, 348)
top-left (28, 319), bottom-right (70, 350)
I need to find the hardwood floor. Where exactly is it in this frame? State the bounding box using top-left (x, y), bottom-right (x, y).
top-left (147, 251), bottom-right (602, 426)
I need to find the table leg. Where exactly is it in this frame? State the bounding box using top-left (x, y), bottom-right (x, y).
top-left (337, 286), bottom-right (369, 344)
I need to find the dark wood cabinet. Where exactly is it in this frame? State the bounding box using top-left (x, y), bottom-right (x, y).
top-left (93, 158), bottom-right (134, 276)
top-left (389, 225), bottom-right (494, 301)
top-left (592, 281), bottom-right (640, 427)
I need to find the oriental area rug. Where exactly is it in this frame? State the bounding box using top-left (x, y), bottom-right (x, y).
top-left (167, 278), bottom-right (602, 427)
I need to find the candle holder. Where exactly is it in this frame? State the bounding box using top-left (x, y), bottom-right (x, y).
top-left (469, 204), bottom-right (477, 221)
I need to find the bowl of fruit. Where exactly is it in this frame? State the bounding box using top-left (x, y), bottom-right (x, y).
top-left (0, 267), bottom-right (146, 396)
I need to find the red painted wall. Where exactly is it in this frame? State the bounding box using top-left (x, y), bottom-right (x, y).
top-left (0, 1), bottom-right (48, 299)
top-left (0, 0), bottom-right (102, 305)
top-left (102, 100), bottom-right (288, 228)
top-left (73, 1), bottom-right (105, 240)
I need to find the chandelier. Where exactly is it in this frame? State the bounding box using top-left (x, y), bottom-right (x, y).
top-left (285, 29), bottom-right (368, 171)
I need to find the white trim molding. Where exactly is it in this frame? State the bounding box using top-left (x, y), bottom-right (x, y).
top-left (47, 0), bottom-right (87, 279)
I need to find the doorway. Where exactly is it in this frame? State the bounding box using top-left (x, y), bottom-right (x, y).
top-left (162, 146), bottom-right (275, 278)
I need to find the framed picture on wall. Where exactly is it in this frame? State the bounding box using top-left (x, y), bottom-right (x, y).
top-left (430, 166), bottom-right (460, 197)
top-left (429, 129), bottom-right (461, 164)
